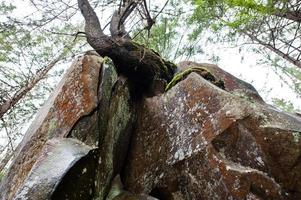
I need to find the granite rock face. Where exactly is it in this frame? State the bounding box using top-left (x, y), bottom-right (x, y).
top-left (124, 72), bottom-right (301, 200)
top-left (1, 55), bottom-right (300, 200)
top-left (0, 54), bottom-right (103, 200)
top-left (16, 138), bottom-right (97, 200)
top-left (95, 75), bottom-right (136, 200)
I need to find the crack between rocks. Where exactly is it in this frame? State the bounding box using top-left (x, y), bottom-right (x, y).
top-left (116, 95), bottom-right (139, 191)
top-left (65, 106), bottom-right (100, 138)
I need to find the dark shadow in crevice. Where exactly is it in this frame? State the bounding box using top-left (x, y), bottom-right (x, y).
top-left (51, 149), bottom-right (98, 200)
top-left (118, 100), bottom-right (140, 184)
top-left (211, 122), bottom-right (240, 159)
top-left (149, 187), bottom-right (173, 200)
top-left (211, 118), bottom-right (267, 172)
top-left (250, 184), bottom-right (271, 200)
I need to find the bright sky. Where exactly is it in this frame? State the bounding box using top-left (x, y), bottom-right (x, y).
top-left (199, 42), bottom-right (301, 110)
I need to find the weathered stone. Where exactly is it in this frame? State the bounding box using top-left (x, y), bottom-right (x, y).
top-left (178, 61), bottom-right (264, 103)
top-left (107, 175), bottom-right (159, 200)
top-left (14, 138), bottom-right (96, 200)
top-left (50, 140), bottom-right (97, 200)
top-left (68, 60), bottom-right (118, 147)
top-left (69, 110), bottom-right (99, 147)
top-left (97, 60), bottom-right (119, 139)
top-left (0, 54), bottom-right (102, 200)
top-left (124, 72), bottom-right (301, 199)
top-left (95, 75), bottom-right (136, 200)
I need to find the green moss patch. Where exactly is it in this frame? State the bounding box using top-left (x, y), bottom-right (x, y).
top-left (165, 66), bottom-right (225, 91)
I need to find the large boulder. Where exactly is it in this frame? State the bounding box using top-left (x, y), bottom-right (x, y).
top-left (124, 72), bottom-right (301, 200)
top-left (15, 138), bottom-right (97, 200)
top-left (94, 75), bottom-right (136, 200)
top-left (0, 54), bottom-right (103, 200)
top-left (0, 53), bottom-right (155, 200)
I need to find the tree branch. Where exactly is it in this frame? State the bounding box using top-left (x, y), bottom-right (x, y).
top-left (110, 0), bottom-right (139, 38)
top-left (0, 47), bottom-right (70, 119)
top-left (242, 29), bottom-right (301, 69)
top-left (77, 0), bottom-right (104, 38)
top-left (274, 10), bottom-right (301, 23)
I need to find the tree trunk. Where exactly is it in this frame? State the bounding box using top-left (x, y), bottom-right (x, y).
top-left (77, 0), bottom-right (176, 91)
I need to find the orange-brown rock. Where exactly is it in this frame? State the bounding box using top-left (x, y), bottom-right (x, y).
top-left (124, 72), bottom-right (301, 200)
top-left (0, 54), bottom-right (102, 200)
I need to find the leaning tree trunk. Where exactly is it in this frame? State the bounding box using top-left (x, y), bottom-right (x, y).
top-left (77, 0), bottom-right (176, 92)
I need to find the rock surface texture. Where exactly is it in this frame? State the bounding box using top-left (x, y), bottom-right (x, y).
top-left (124, 72), bottom-right (301, 200)
top-left (0, 55), bottom-right (300, 200)
top-left (0, 54), bottom-right (102, 200)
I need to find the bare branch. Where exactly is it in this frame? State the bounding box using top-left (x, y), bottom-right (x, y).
top-left (242, 29), bottom-right (301, 68)
top-left (77, 0), bottom-right (104, 38)
top-left (110, 0), bottom-right (140, 38)
top-left (154, 0), bottom-right (169, 20)
top-left (0, 46), bottom-right (71, 119)
top-left (274, 9), bottom-right (301, 22)
top-left (78, 0), bottom-right (175, 90)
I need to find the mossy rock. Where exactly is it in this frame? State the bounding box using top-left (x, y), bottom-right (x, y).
top-left (112, 40), bottom-right (176, 88)
top-left (165, 66), bottom-right (225, 91)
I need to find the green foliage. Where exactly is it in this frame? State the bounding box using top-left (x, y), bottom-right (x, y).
top-left (287, 67), bottom-right (301, 81)
top-left (285, 68), bottom-right (301, 95)
top-left (133, 16), bottom-right (185, 60)
top-left (272, 98), bottom-right (296, 113)
top-left (0, 171), bottom-right (4, 182)
top-left (256, 52), bottom-right (301, 96)
top-left (133, 1), bottom-right (204, 61)
top-left (133, 17), bottom-right (180, 60)
top-left (0, 2), bottom-right (14, 14)
top-left (188, 0), bottom-right (301, 108)
top-left (189, 0), bottom-right (299, 47)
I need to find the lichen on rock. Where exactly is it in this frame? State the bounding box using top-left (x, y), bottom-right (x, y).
top-left (124, 72), bottom-right (301, 200)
